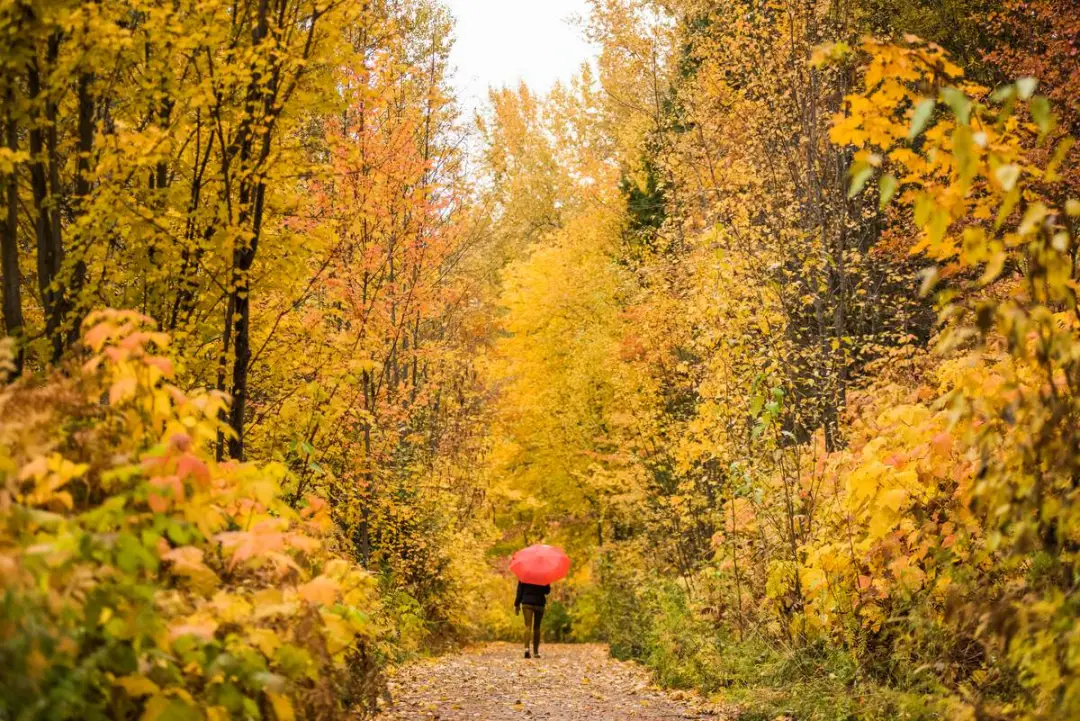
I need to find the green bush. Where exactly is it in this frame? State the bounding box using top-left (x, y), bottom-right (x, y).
top-left (594, 549), bottom-right (722, 690)
top-left (589, 545), bottom-right (944, 720)
top-left (540, 600), bottom-right (573, 641)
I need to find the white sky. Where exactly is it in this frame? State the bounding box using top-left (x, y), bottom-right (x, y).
top-left (446, 0), bottom-right (597, 113)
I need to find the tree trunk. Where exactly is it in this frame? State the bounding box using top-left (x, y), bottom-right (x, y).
top-left (68, 68), bottom-right (94, 347)
top-left (224, 0), bottom-right (321, 457)
top-left (222, 0), bottom-right (271, 459)
top-left (27, 38), bottom-right (66, 362)
top-left (2, 97), bottom-right (24, 374)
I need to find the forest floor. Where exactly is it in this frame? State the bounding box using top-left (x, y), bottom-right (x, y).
top-left (377, 643), bottom-right (726, 721)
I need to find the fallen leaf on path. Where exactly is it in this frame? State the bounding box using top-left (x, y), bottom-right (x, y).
top-left (377, 643), bottom-right (715, 721)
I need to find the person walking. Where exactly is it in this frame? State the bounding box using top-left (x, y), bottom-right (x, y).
top-left (508, 544), bottom-right (569, 660)
top-left (514, 580), bottom-right (550, 659)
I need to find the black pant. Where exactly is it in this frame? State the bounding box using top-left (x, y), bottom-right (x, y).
top-left (521, 604), bottom-right (544, 652)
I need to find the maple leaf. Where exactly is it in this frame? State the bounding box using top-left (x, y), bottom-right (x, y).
top-left (297, 575), bottom-right (340, 605)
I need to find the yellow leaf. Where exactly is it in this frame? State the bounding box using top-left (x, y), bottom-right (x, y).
top-left (249, 628), bottom-right (283, 658)
top-left (880, 487), bottom-right (909, 512)
top-left (267, 692), bottom-right (295, 721)
top-left (206, 708), bottom-right (229, 721)
top-left (210, 591), bottom-right (252, 623)
top-left (114, 675), bottom-right (160, 698)
top-left (167, 614), bottom-right (218, 643)
top-left (164, 547), bottom-right (220, 592)
top-left (319, 610), bottom-right (357, 656)
top-left (139, 695), bottom-right (198, 721)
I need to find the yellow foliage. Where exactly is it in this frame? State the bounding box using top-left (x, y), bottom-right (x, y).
top-left (0, 313), bottom-right (381, 719)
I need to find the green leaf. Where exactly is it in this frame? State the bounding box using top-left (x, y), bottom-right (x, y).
top-left (908, 98), bottom-right (936, 140)
top-left (940, 87), bottom-right (971, 124)
top-left (116, 532), bottom-right (157, 574)
top-left (273, 644), bottom-right (316, 681)
top-left (1030, 96), bottom-right (1052, 135)
top-left (990, 84), bottom-right (1016, 103)
top-left (848, 162), bottom-right (873, 199)
top-left (879, 173), bottom-right (898, 209)
top-left (140, 696), bottom-right (201, 721)
top-left (1046, 136), bottom-right (1075, 181)
top-left (166, 521), bottom-right (194, 545)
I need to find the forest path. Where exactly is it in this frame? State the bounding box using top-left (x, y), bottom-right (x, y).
top-left (378, 643), bottom-right (722, 721)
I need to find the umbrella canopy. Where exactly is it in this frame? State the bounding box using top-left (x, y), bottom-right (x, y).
top-left (510, 544), bottom-right (571, 585)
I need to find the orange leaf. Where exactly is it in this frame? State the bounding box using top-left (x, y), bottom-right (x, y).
top-left (297, 575), bottom-right (339, 605)
top-left (83, 322), bottom-right (115, 351)
top-left (931, 432), bottom-right (953, 457)
top-left (176, 455), bottom-right (211, 487)
top-left (108, 377), bottom-right (138, 405)
top-left (147, 475), bottom-right (184, 513)
top-left (168, 618), bottom-right (218, 643)
top-left (145, 356), bottom-right (175, 377)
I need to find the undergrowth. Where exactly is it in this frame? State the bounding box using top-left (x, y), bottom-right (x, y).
top-left (590, 567), bottom-right (946, 721)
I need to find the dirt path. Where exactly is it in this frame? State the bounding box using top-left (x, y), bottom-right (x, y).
top-left (378, 643), bottom-right (718, 721)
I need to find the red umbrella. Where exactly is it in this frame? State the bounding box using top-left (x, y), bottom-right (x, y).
top-left (510, 544), bottom-right (571, 585)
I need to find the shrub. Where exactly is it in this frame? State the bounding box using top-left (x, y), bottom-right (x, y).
top-left (0, 311), bottom-right (384, 721)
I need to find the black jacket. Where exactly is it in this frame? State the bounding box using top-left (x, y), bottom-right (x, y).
top-left (514, 581), bottom-right (551, 608)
